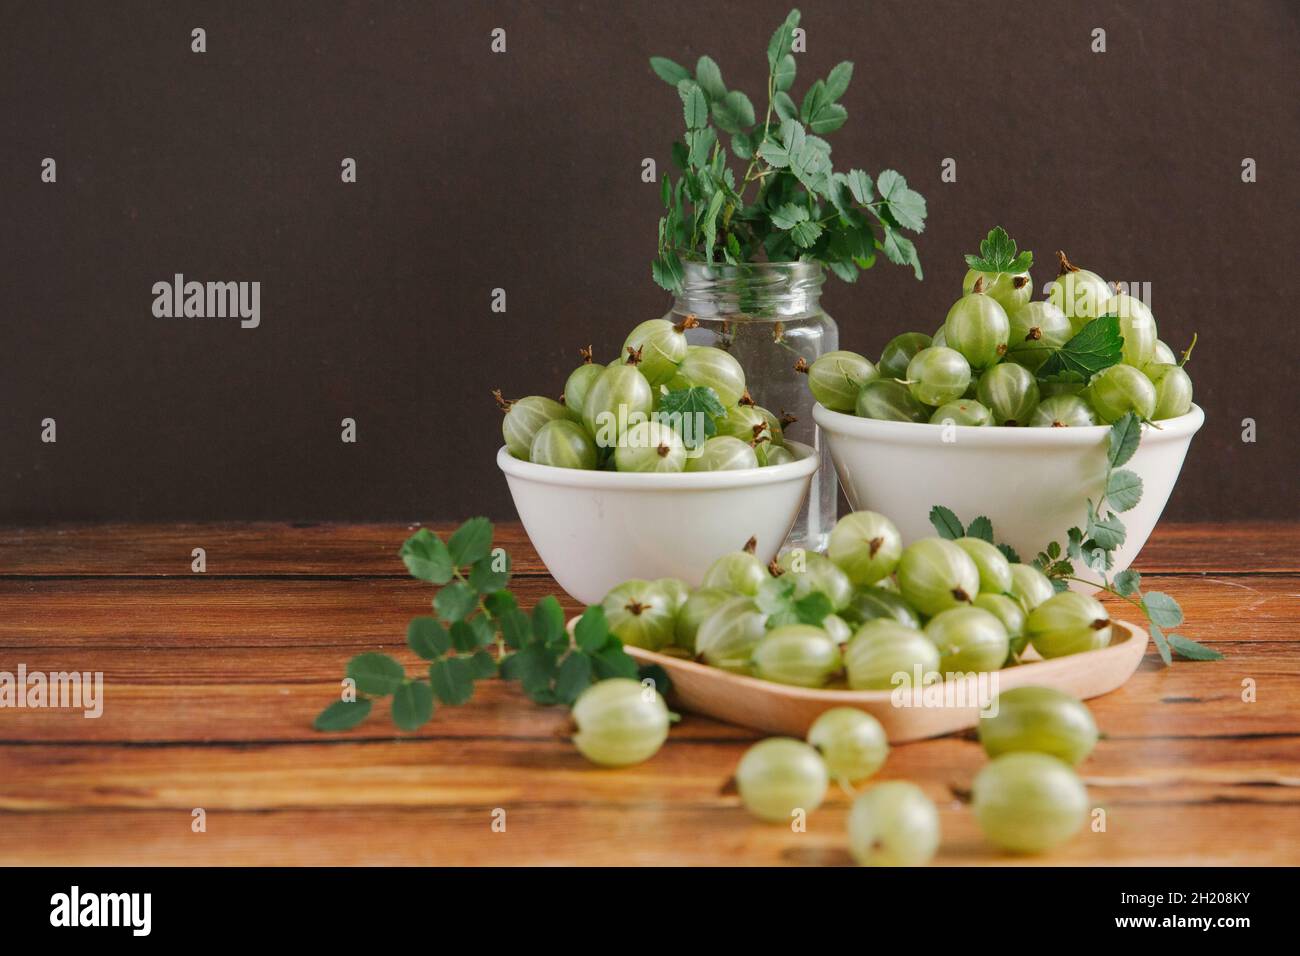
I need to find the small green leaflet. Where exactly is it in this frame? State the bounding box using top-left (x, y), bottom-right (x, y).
top-left (407, 616), bottom-right (452, 659)
top-left (880, 226), bottom-right (922, 280)
top-left (399, 528), bottom-right (453, 584)
top-left (447, 517), bottom-right (493, 567)
top-left (790, 220), bottom-right (823, 248)
top-left (1037, 316), bottom-right (1124, 382)
top-left (1141, 592), bottom-right (1183, 629)
top-left (770, 203), bottom-right (810, 230)
top-left (694, 55), bottom-right (726, 100)
top-left (1167, 635), bottom-right (1223, 661)
top-left (655, 386), bottom-right (725, 448)
top-left (650, 56), bottom-right (690, 86)
top-left (712, 91), bottom-right (755, 133)
top-left (767, 8), bottom-right (801, 69)
top-left (875, 170), bottom-right (927, 233)
top-left (928, 505), bottom-right (964, 539)
top-left (313, 698), bottom-right (372, 731)
top-left (429, 657), bottom-right (475, 705)
top-left (347, 653), bottom-right (406, 696)
top-left (1113, 569), bottom-right (1141, 596)
top-left (964, 226), bottom-right (1033, 275)
top-left (1108, 412), bottom-right (1141, 468)
top-left (678, 80), bottom-right (709, 129)
top-left (392, 681), bottom-right (435, 731)
top-left (773, 54), bottom-right (796, 92)
top-left (965, 516), bottom-right (994, 543)
top-left (1106, 469), bottom-right (1143, 512)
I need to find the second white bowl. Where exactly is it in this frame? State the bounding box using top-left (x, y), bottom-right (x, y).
top-left (813, 403), bottom-right (1204, 582)
top-left (499, 441), bottom-right (819, 605)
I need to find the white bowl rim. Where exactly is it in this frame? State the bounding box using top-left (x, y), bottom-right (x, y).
top-left (497, 439), bottom-right (818, 490)
top-left (813, 402), bottom-right (1204, 446)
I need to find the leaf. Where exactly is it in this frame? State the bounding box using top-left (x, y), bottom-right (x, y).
top-left (1037, 316), bottom-right (1124, 382)
top-left (654, 386), bottom-right (725, 448)
top-left (793, 591), bottom-right (834, 626)
top-left (929, 505), bottom-right (964, 539)
top-left (652, 249), bottom-right (685, 292)
top-left (314, 698), bottom-right (372, 732)
top-left (531, 596), bottom-right (567, 649)
top-left (790, 219), bottom-right (823, 248)
top-left (500, 643), bottom-right (558, 695)
top-left (407, 616), bottom-right (452, 660)
top-left (800, 80), bottom-right (829, 124)
top-left (447, 517), bottom-right (493, 567)
top-left (966, 516), bottom-right (994, 543)
top-left (694, 55), bottom-right (726, 100)
top-left (391, 681), bottom-right (435, 731)
top-left (399, 529), bottom-right (453, 584)
top-left (677, 80), bottom-right (709, 129)
top-left (574, 605), bottom-right (612, 653)
top-left (1148, 622), bottom-right (1173, 667)
top-left (880, 226), bottom-right (922, 280)
top-left (1106, 468), bottom-right (1144, 512)
top-left (450, 616), bottom-right (494, 651)
top-left (497, 606), bottom-right (531, 649)
top-left (731, 132), bottom-right (754, 160)
top-left (685, 126), bottom-right (717, 168)
top-left (1142, 592), bottom-right (1184, 629)
top-left (1168, 635), bottom-right (1223, 661)
top-left (1113, 569), bottom-right (1141, 597)
top-left (963, 225), bottom-right (1033, 274)
top-left (773, 53), bottom-right (796, 92)
top-left (649, 56), bottom-right (691, 86)
top-left (347, 653), bottom-right (406, 696)
top-left (468, 551), bottom-right (510, 593)
top-left (637, 664), bottom-right (673, 697)
top-left (711, 91), bottom-right (755, 134)
top-left (1084, 503), bottom-right (1127, 551)
top-left (772, 91), bottom-right (798, 122)
top-left (434, 581), bottom-right (478, 623)
top-left (996, 543), bottom-right (1022, 563)
top-left (1067, 526), bottom-right (1085, 560)
top-left (770, 203), bottom-right (809, 230)
top-left (755, 575), bottom-right (796, 618)
top-left (428, 657), bottom-right (475, 705)
top-left (876, 170), bottom-right (927, 232)
top-left (824, 60), bottom-right (854, 101)
top-left (555, 653), bottom-right (594, 705)
top-left (767, 8), bottom-right (800, 69)
top-left (844, 169), bottom-right (873, 205)
top-left (808, 103), bottom-right (847, 135)
top-left (1107, 412), bottom-right (1142, 468)
top-left (469, 649), bottom-right (498, 679)
top-left (589, 644), bottom-right (640, 681)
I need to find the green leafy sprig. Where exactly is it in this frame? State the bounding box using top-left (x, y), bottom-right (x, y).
top-left (314, 520), bottom-right (667, 732)
top-left (650, 8), bottom-right (927, 290)
top-left (929, 413), bottom-right (1222, 666)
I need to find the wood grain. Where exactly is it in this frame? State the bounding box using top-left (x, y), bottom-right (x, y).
top-left (0, 521), bottom-right (1296, 866)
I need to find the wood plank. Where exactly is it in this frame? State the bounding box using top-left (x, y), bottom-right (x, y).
top-left (1, 522), bottom-right (1296, 577)
top-left (0, 645), bottom-right (1295, 744)
top-left (0, 523), bottom-right (547, 577)
top-left (5, 801), bottom-right (1297, 866)
top-left (1, 574), bottom-right (1293, 649)
top-left (2, 737), bottom-right (1296, 866)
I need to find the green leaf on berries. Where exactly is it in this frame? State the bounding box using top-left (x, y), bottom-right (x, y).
top-left (928, 505), bottom-right (964, 539)
top-left (964, 226), bottom-right (1032, 275)
top-left (1037, 316), bottom-right (1124, 382)
top-left (966, 516), bottom-right (994, 543)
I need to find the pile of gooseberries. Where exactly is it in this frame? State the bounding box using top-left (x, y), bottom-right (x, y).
top-left (497, 319), bottom-right (798, 472)
top-left (803, 249), bottom-right (1195, 427)
top-left (730, 684), bottom-right (1097, 863)
top-left (597, 510), bottom-right (1113, 689)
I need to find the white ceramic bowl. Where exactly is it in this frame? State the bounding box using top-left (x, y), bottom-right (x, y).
top-left (813, 404), bottom-right (1204, 583)
top-left (498, 442), bottom-right (819, 605)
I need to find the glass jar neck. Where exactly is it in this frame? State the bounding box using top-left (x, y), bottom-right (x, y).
top-left (671, 261), bottom-right (825, 319)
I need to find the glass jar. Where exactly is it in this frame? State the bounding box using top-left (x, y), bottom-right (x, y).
top-left (664, 260), bottom-right (838, 552)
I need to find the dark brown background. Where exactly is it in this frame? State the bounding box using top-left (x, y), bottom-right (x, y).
top-left (2, 0), bottom-right (1296, 523)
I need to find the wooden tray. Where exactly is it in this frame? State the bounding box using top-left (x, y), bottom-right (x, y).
top-left (623, 620), bottom-right (1149, 742)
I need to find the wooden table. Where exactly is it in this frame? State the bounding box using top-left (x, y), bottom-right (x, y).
top-left (1, 522), bottom-right (1297, 866)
